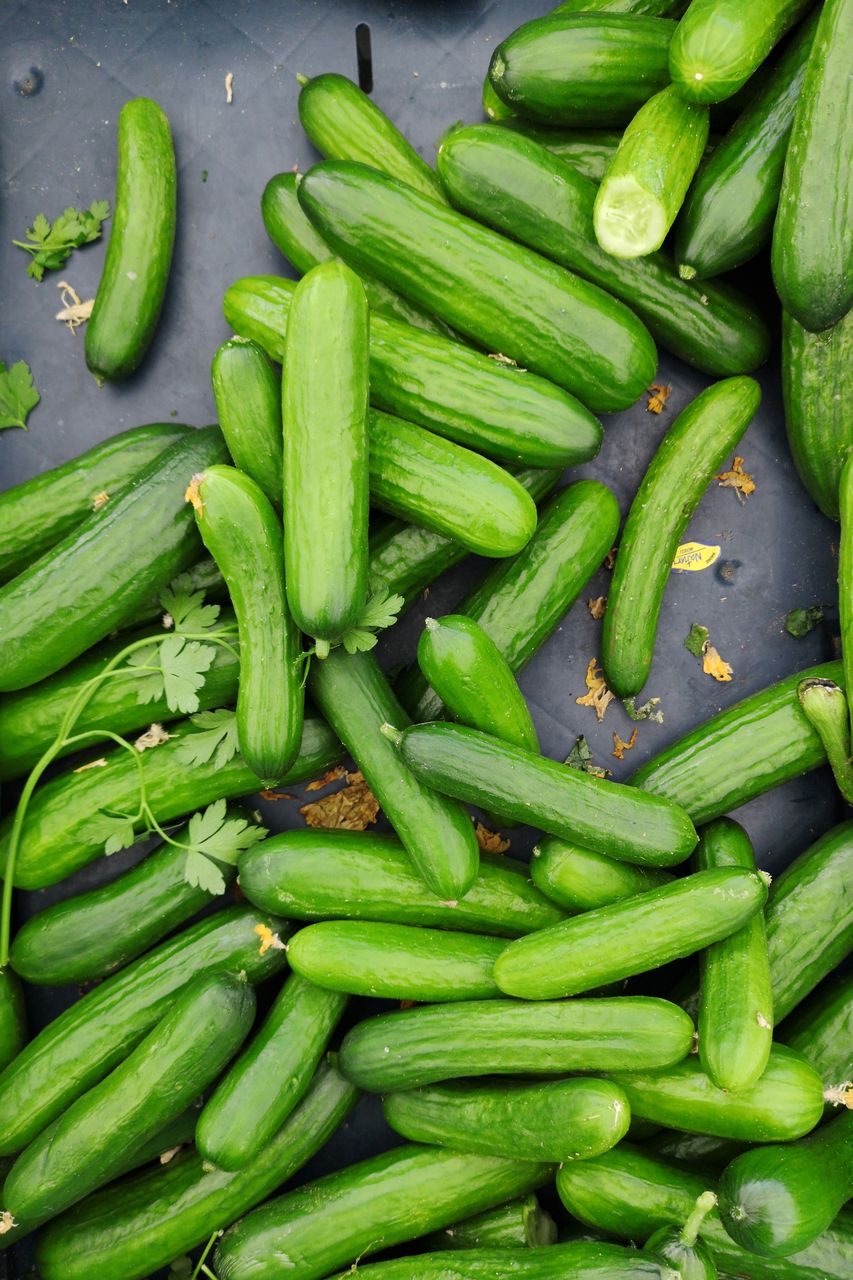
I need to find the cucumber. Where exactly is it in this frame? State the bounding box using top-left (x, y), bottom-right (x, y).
top-left (197, 974), bottom-right (347, 1171)
top-left (85, 97), bottom-right (176, 380)
top-left (555, 0), bottom-right (688, 14)
top-left (644, 1130), bottom-right (747, 1170)
top-left (602, 376), bottom-right (761, 697)
top-left (782, 307), bottom-right (853, 519)
top-left (323, 1242), bottom-right (677, 1278)
top-left (494, 120), bottom-right (621, 182)
top-left (771, 0), bottom-right (853, 331)
top-left (297, 163), bottom-right (657, 413)
top-left (669, 0), bottom-right (812, 104)
top-left (631, 660), bottom-right (844, 821)
top-left (594, 86), bottom-right (709, 258)
top-left (0, 969), bottom-right (25, 1073)
top-left (0, 426), bottom-right (227, 692)
top-left (605, 1045), bottom-right (825, 1142)
top-left (35, 1056), bottom-right (358, 1280)
top-left (286, 921), bottom-right (505, 1002)
top-left (488, 15), bottom-right (676, 126)
top-left (437, 123), bottom-right (769, 376)
top-left (211, 339), bottom-right (282, 507)
top-left (309, 650), bottom-right (479, 899)
top-left (383, 1077), bottom-right (630, 1163)
top-left (423, 1195), bottom-right (557, 1251)
top-left (483, 74), bottom-right (516, 120)
top-left (0, 972), bottom-right (254, 1232)
top-left (338, 997), bottom-right (694, 1091)
top-left (0, 712), bottom-right (341, 889)
top-left (0, 422), bottom-right (191, 583)
top-left (675, 12), bottom-right (818, 279)
top-left (282, 260), bottom-right (369, 649)
top-left (387, 722), bottom-right (698, 868)
top-left (495, 867), bottom-right (765, 999)
top-left (778, 973), bottom-right (853, 1092)
top-left (644, 1192), bottom-right (718, 1280)
top-left (238, 828), bottom-right (565, 937)
top-left (841, 460), bottom-right (853, 728)
top-left (188, 466), bottom-right (303, 781)
top-left (718, 1111), bottom-right (853, 1258)
top-left (531, 838), bottom-right (673, 911)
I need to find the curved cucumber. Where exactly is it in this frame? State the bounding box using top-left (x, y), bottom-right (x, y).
top-left (494, 120), bottom-right (621, 182)
top-left (85, 97), bottom-right (176, 380)
top-left (531, 837), bottom-right (672, 911)
top-left (669, 0), bottom-right (812, 104)
top-left (602, 376), bottom-right (761, 697)
top-left (778, 973), bottom-right (853, 1093)
top-left (0, 970), bottom-right (25, 1073)
top-left (423, 1195), bottom-right (557, 1251)
top-left (320, 1242), bottom-right (685, 1279)
top-left (211, 339), bottom-right (282, 507)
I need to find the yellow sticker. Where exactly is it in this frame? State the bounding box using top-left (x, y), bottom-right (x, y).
top-left (672, 542), bottom-right (720, 572)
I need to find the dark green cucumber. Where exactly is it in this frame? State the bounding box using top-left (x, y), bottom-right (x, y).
top-left (0, 905), bottom-right (286, 1157)
top-left (602, 376), bottom-right (761, 697)
top-left (211, 338), bottom-right (282, 507)
top-left (436, 123), bottom-right (769, 376)
top-left (0, 422), bottom-right (191, 583)
top-left (0, 969), bottom-right (25, 1073)
top-left (238, 828), bottom-right (565, 937)
top-left (644, 1130), bottom-right (747, 1170)
top-left (644, 1192), bottom-right (718, 1280)
top-left (696, 819), bottom-right (773, 1092)
top-left (298, 162), bottom-right (657, 414)
top-left (489, 15), bottom-right (676, 125)
top-left (338, 997), bottom-right (694, 1091)
top-left (286, 921), bottom-right (505, 1002)
top-left (495, 867), bottom-right (765, 999)
top-left (669, 0), bottom-right (812, 104)
top-left (383, 1077), bottom-right (630, 1163)
top-left (423, 1195), bottom-right (557, 1251)
top-left (605, 1046), bottom-right (825, 1142)
top-left (675, 12), bottom-right (818, 279)
top-left (330, 1243), bottom-right (678, 1279)
top-left (531, 837), bottom-right (673, 911)
top-left (35, 1056), bottom-right (358, 1280)
top-left (718, 1111), bottom-right (853, 1258)
top-left (778, 973), bottom-right (853, 1092)
top-left (0, 426), bottom-right (227, 691)
top-left (771, 0), bottom-right (853, 331)
top-left (389, 722), bottom-right (698, 868)
top-left (197, 974), bottom-right (347, 1171)
top-left (494, 120), bottom-right (621, 182)
top-left (0, 972), bottom-right (254, 1232)
top-left (782, 307), bottom-right (853, 519)
top-left (188, 466), bottom-right (303, 782)
top-left (85, 97), bottom-right (176, 380)
top-left (554, 0), bottom-right (687, 12)
top-left (309, 650), bottom-right (479, 899)
top-left (282, 260), bottom-right (369, 648)
top-left (399, 480), bottom-right (620, 721)
top-left (0, 712), bottom-right (341, 889)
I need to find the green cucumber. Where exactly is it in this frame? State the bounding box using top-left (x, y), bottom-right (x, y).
top-left (188, 466), bottom-right (303, 782)
top-left (383, 1077), bottom-right (630, 1163)
top-left (483, 74), bottom-right (516, 120)
top-left (338, 997), bottom-right (694, 1091)
top-left (495, 867), bottom-right (765, 999)
top-left (0, 905), bottom-right (286, 1156)
top-left (644, 1192), bottom-right (718, 1280)
top-left (605, 1045), bottom-right (825, 1142)
top-left (35, 1056), bottom-right (358, 1280)
top-left (675, 12), bottom-right (818, 279)
top-left (298, 162), bottom-right (657, 413)
top-left (771, 0), bottom-right (853, 331)
top-left (436, 123), bottom-right (769, 376)
top-left (594, 86), bottom-right (709, 258)
top-left (669, 0), bottom-right (812, 104)
top-left (0, 426), bottom-right (227, 691)
top-left (841, 459), bottom-right (853, 728)
top-left (644, 1130), bottom-right (746, 1170)
top-left (0, 969), bottom-right (25, 1073)
top-left (282, 260), bottom-right (369, 648)
top-left (388, 722), bottom-right (698, 868)
top-left (554, 0), bottom-right (687, 12)
top-left (211, 339), bottom-right (282, 507)
top-left (327, 1244), bottom-right (684, 1279)
top-left (0, 711), bottom-right (341, 889)
top-left (423, 1195), bottom-right (557, 1251)
top-left (238, 828), bottom-right (565, 937)
top-left (602, 376), bottom-right (761, 697)
top-left (489, 15), bottom-right (676, 126)
top-left (197, 974), bottom-right (347, 1171)
top-left (778, 973), bottom-right (853, 1093)
top-left (531, 838), bottom-right (673, 911)
top-left (494, 121), bottom-right (621, 182)
top-left (0, 422), bottom-right (191, 583)
top-left (309, 650), bottom-right (479, 899)
top-left (782, 307), bottom-right (853, 519)
top-left (286, 921), bottom-right (505, 1002)
top-left (0, 972), bottom-right (254, 1233)
top-left (85, 97), bottom-right (176, 380)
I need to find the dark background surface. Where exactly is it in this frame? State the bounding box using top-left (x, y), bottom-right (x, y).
top-left (0, 1), bottom-right (843, 1276)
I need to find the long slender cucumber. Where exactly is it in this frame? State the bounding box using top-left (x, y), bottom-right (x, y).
top-left (778, 973), bottom-right (853, 1093)
top-left (210, 338), bottom-right (282, 507)
top-left (531, 837), bottom-right (672, 911)
top-left (669, 0), bottom-right (812, 104)
top-left (320, 1243), bottom-right (680, 1279)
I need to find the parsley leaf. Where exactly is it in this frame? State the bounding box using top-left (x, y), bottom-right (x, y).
top-left (0, 361), bottom-right (40, 431)
top-left (128, 644), bottom-right (167, 705)
top-left (89, 810), bottom-right (138, 855)
top-left (160, 635), bottom-right (216, 715)
top-left (340, 590), bottom-right (405, 655)
top-left (13, 201), bottom-right (110, 281)
top-left (161, 575), bottom-right (222, 634)
top-left (175, 708), bottom-right (239, 769)
top-left (183, 799), bottom-right (268, 894)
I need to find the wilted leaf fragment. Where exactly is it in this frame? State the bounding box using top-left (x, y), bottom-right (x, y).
top-left (134, 723), bottom-right (171, 752)
top-left (623, 695), bottom-right (664, 724)
top-left (0, 360), bottom-right (40, 431)
top-left (646, 383), bottom-right (672, 414)
top-left (684, 623), bottom-right (710, 658)
top-left (702, 644), bottom-right (733, 682)
top-left (474, 823), bottom-right (510, 854)
top-left (255, 923), bottom-right (287, 956)
top-left (304, 765), bottom-right (347, 793)
top-left (300, 771), bottom-right (380, 831)
top-left (785, 606), bottom-right (824, 638)
top-left (612, 728), bottom-right (638, 760)
top-left (565, 736), bottom-right (611, 779)
top-left (716, 456), bottom-right (755, 501)
top-left (587, 596), bottom-right (607, 620)
top-left (575, 658), bottom-right (616, 722)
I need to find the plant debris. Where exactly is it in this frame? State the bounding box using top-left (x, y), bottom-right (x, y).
top-left (684, 623), bottom-right (710, 658)
top-left (716, 455), bottom-right (756, 501)
top-left (623, 695), bottom-right (664, 724)
top-left (575, 658), bottom-right (616, 722)
top-left (646, 383), bottom-right (672, 414)
top-left (565, 735), bottom-right (611, 779)
top-left (300, 770), bottom-right (380, 831)
top-left (785, 606), bottom-right (824, 638)
top-left (0, 359), bottom-right (40, 431)
top-left (258, 789), bottom-right (295, 801)
top-left (612, 728), bottom-right (638, 760)
top-left (587, 596), bottom-right (607, 620)
top-left (55, 280), bottom-right (94, 331)
top-left (134, 723), bottom-right (171, 752)
top-left (13, 200), bottom-right (109, 280)
top-left (255, 923), bottom-right (286, 956)
top-left (304, 765), bottom-right (348, 792)
top-left (685, 623), bottom-right (733, 682)
top-left (225, 71), bottom-right (234, 104)
top-left (474, 822), bottom-right (510, 854)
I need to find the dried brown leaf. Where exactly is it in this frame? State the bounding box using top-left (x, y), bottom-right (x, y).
top-left (587, 595), bottom-right (607, 620)
top-left (474, 822), bottom-right (510, 854)
top-left (611, 728), bottom-right (638, 760)
top-left (304, 765), bottom-right (347, 792)
top-left (646, 383), bottom-right (672, 414)
top-left (702, 643), bottom-right (733, 683)
top-left (716, 455), bottom-right (755, 501)
top-left (575, 657), bottom-right (616, 722)
top-left (300, 772), bottom-right (380, 831)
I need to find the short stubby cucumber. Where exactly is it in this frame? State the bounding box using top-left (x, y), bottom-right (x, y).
top-left (210, 339), bottom-right (282, 507)
top-left (531, 837), bottom-right (673, 911)
top-left (669, 0), bottom-right (812, 104)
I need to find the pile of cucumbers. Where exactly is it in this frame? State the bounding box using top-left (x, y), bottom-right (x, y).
top-left (1, 1), bottom-right (852, 1277)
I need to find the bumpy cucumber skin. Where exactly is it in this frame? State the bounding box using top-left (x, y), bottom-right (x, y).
top-left (35, 1057), bottom-right (358, 1280)
top-left (531, 837), bottom-right (672, 911)
top-left (238, 829), bottom-right (564, 938)
top-left (778, 972), bottom-right (853, 1089)
top-left (602, 376), bottom-right (761, 698)
top-left (782, 307), bottom-right (853, 519)
top-left (338, 997), bottom-right (694, 1091)
top-left (0, 970), bottom-right (25, 1073)
top-left (85, 98), bottom-right (176, 380)
top-left (422, 1194), bottom-right (557, 1251)
top-left (211, 339), bottom-right (282, 507)
top-left (324, 1242), bottom-right (680, 1279)
top-left (669, 0), bottom-right (812, 104)
top-left (494, 120), bottom-right (621, 182)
